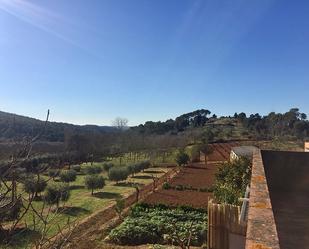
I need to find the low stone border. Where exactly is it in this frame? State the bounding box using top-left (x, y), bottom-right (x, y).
top-left (245, 150), bottom-right (280, 249)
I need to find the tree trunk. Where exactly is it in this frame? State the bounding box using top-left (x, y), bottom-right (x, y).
top-left (12, 179), bottom-right (16, 201)
top-left (91, 188), bottom-right (94, 195)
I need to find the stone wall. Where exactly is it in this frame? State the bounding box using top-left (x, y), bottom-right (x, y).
top-left (245, 150), bottom-right (280, 249)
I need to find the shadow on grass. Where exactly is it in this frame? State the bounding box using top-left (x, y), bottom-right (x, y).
top-left (0, 227), bottom-right (41, 248)
top-left (115, 182), bottom-right (144, 187)
top-left (69, 185), bottom-right (85, 190)
top-left (33, 196), bottom-right (43, 201)
top-left (132, 175), bottom-right (153, 179)
top-left (143, 170), bottom-right (165, 174)
top-left (93, 192), bottom-right (121, 199)
top-left (56, 206), bottom-right (90, 216)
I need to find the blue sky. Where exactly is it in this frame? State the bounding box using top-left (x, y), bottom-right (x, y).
top-left (0, 0), bottom-right (309, 125)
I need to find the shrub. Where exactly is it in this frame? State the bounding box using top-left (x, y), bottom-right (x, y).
top-left (213, 157), bottom-right (252, 205)
top-left (84, 174), bottom-right (105, 195)
top-left (139, 160), bottom-right (151, 171)
top-left (48, 169), bottom-right (60, 180)
top-left (44, 182), bottom-right (70, 208)
top-left (190, 145), bottom-right (201, 162)
top-left (0, 198), bottom-right (22, 222)
top-left (127, 164), bottom-right (140, 176)
top-left (175, 185), bottom-right (184, 191)
top-left (115, 199), bottom-right (125, 219)
top-left (85, 165), bottom-right (102, 175)
top-left (108, 167), bottom-right (129, 183)
top-left (72, 165), bottom-right (81, 172)
top-left (60, 169), bottom-right (77, 183)
top-left (199, 187), bottom-right (209, 192)
top-left (162, 182), bottom-right (170, 190)
top-left (23, 176), bottom-right (47, 197)
top-left (199, 143), bottom-right (214, 165)
top-left (103, 162), bottom-right (114, 172)
top-left (175, 150), bottom-right (190, 167)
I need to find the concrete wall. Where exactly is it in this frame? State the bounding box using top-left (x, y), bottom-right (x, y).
top-left (261, 150), bottom-right (309, 192)
top-left (261, 150), bottom-right (309, 249)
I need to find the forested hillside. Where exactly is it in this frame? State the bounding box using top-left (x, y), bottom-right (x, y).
top-left (132, 108), bottom-right (309, 140)
top-left (0, 111), bottom-right (116, 142)
top-left (1, 108), bottom-right (309, 143)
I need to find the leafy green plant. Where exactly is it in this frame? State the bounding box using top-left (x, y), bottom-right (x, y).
top-left (162, 182), bottom-right (171, 190)
top-left (115, 198), bottom-right (125, 219)
top-left (175, 185), bottom-right (184, 191)
top-left (108, 203), bottom-right (207, 246)
top-left (175, 150), bottom-right (190, 167)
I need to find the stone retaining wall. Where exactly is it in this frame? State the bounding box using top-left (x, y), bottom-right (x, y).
top-left (245, 150), bottom-right (280, 249)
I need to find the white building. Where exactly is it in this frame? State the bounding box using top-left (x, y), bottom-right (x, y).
top-left (230, 146), bottom-right (258, 161)
top-left (305, 142), bottom-right (309, 152)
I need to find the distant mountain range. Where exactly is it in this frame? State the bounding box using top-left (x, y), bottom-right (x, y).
top-left (0, 110), bottom-right (116, 142)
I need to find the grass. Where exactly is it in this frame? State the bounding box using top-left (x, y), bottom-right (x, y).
top-left (2, 162), bottom-right (170, 249)
top-left (106, 149), bottom-right (177, 167)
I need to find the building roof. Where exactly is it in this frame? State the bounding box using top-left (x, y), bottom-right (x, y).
top-left (231, 146), bottom-right (258, 158)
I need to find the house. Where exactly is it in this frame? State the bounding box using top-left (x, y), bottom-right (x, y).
top-left (304, 142), bottom-right (309, 152)
top-left (230, 146), bottom-right (258, 161)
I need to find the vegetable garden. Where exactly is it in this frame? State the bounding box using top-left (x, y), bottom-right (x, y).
top-left (107, 203), bottom-right (207, 248)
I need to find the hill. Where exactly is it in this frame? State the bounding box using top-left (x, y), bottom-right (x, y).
top-left (0, 110), bottom-right (116, 142)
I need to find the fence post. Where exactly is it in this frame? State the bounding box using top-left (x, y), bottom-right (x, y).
top-left (207, 199), bottom-right (246, 249)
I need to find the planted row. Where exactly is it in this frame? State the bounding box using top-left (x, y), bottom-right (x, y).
top-left (108, 203), bottom-right (207, 246)
top-left (108, 161), bottom-right (151, 183)
top-left (162, 182), bottom-right (214, 192)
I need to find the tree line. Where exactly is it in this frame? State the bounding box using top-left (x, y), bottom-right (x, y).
top-left (234, 108), bottom-right (309, 140)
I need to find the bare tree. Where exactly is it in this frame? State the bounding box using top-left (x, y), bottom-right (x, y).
top-left (112, 117), bottom-right (128, 130)
top-left (0, 110), bottom-right (76, 248)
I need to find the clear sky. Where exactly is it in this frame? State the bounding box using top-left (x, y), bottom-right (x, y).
top-left (1, 0), bottom-right (309, 126)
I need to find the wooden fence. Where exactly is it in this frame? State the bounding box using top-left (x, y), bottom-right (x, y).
top-left (208, 199), bottom-right (247, 249)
